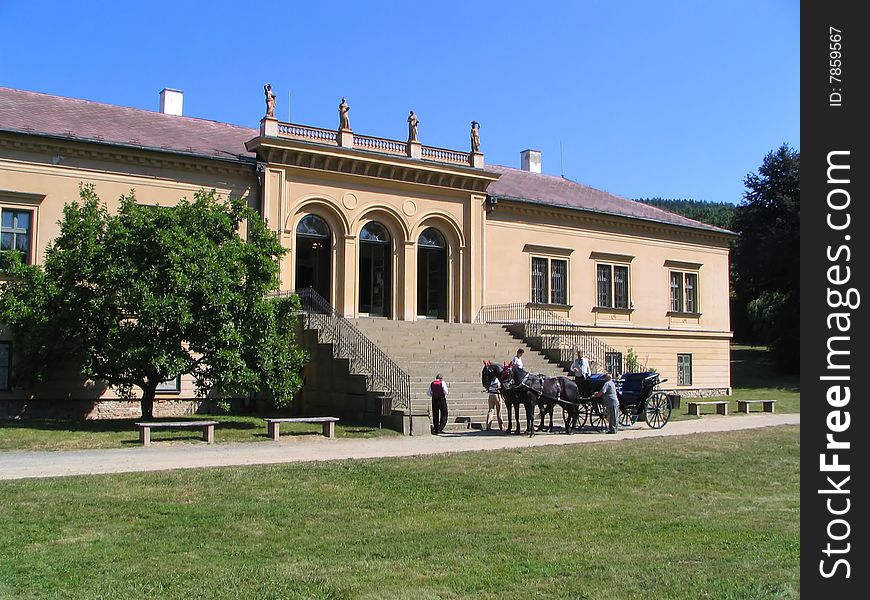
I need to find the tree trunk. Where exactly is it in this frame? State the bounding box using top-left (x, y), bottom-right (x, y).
top-left (140, 385), bottom-right (156, 420)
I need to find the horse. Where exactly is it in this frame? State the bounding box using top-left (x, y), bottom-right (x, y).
top-left (538, 376), bottom-right (583, 434)
top-left (481, 361), bottom-right (536, 436)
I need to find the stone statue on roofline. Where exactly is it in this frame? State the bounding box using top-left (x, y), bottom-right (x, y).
top-left (264, 83), bottom-right (276, 118)
top-left (470, 120), bottom-right (481, 152)
top-left (338, 98), bottom-right (350, 130)
top-left (407, 110), bottom-right (419, 142)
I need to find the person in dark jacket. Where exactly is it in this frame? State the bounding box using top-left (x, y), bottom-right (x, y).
top-left (428, 373), bottom-right (449, 434)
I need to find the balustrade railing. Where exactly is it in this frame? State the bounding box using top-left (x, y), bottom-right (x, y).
top-left (273, 121), bottom-right (474, 167)
top-left (353, 134), bottom-right (407, 156)
top-left (274, 288), bottom-right (411, 412)
top-left (474, 303), bottom-right (644, 374)
top-left (277, 123), bottom-right (338, 145)
top-left (421, 145), bottom-right (470, 165)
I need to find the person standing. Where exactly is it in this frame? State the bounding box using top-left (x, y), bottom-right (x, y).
top-left (485, 372), bottom-right (504, 431)
top-left (511, 348), bottom-right (524, 370)
top-left (570, 350), bottom-right (590, 382)
top-left (428, 373), bottom-right (449, 434)
top-left (593, 372), bottom-right (620, 434)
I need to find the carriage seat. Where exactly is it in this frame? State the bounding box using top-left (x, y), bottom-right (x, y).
top-left (617, 372), bottom-right (658, 407)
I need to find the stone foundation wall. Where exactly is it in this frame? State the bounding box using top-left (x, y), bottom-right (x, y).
top-left (661, 387), bottom-right (731, 399)
top-left (0, 398), bottom-right (221, 420)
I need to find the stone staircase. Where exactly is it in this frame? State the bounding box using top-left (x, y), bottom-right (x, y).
top-left (349, 318), bottom-right (569, 430)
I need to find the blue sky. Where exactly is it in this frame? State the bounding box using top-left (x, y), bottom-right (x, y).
top-left (0, 0), bottom-right (798, 204)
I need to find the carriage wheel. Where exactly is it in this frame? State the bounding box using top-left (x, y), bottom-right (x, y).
top-left (645, 392), bottom-right (672, 429)
top-left (619, 407), bottom-right (638, 428)
top-left (573, 404), bottom-right (590, 430)
top-left (588, 402), bottom-right (609, 431)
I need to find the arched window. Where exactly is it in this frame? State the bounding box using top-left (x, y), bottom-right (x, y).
top-left (418, 227), bottom-right (445, 248)
top-left (359, 221), bottom-right (391, 316)
top-left (360, 221), bottom-right (390, 243)
top-left (417, 227), bottom-right (447, 320)
top-left (295, 214), bottom-right (331, 302)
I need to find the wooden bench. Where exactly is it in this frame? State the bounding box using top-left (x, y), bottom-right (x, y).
top-left (737, 400), bottom-right (777, 414)
top-left (135, 420), bottom-right (218, 447)
top-left (265, 417), bottom-right (340, 440)
top-left (686, 401), bottom-right (729, 416)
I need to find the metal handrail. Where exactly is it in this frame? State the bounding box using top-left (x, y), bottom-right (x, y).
top-left (274, 288), bottom-right (411, 413)
top-left (474, 303), bottom-right (645, 373)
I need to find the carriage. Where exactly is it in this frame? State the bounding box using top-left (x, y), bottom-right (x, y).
top-left (572, 371), bottom-right (673, 430)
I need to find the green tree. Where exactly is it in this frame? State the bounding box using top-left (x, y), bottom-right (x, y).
top-left (0, 185), bottom-right (307, 418)
top-left (635, 198), bottom-right (736, 230)
top-left (730, 144), bottom-right (800, 370)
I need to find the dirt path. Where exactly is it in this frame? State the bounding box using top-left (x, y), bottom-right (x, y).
top-left (0, 413), bottom-right (799, 481)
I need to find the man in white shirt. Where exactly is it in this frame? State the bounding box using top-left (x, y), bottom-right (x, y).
top-left (593, 372), bottom-right (620, 434)
top-left (427, 373), bottom-right (449, 434)
top-left (570, 350), bottom-right (590, 381)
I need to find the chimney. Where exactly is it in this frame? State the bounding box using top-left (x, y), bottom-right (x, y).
top-left (159, 88), bottom-right (184, 116)
top-left (520, 149), bottom-right (542, 173)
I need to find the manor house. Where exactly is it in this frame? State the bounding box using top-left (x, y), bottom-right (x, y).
top-left (0, 86), bottom-right (733, 421)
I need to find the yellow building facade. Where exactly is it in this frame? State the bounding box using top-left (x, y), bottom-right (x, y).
top-left (0, 86), bottom-right (733, 415)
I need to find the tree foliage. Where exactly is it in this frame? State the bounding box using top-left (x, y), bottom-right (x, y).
top-left (730, 144), bottom-right (800, 370)
top-left (0, 185), bottom-right (307, 418)
top-left (635, 198), bottom-right (736, 230)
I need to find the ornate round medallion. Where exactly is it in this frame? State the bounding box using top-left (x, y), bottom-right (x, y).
top-left (342, 193), bottom-right (358, 210)
top-left (402, 199), bottom-right (417, 216)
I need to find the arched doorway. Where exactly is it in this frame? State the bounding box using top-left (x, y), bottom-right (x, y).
top-left (359, 221), bottom-right (391, 317)
top-left (417, 227), bottom-right (447, 320)
top-left (295, 214), bottom-right (331, 302)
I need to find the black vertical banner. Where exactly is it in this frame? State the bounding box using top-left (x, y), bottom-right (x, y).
top-left (802, 1), bottom-right (868, 596)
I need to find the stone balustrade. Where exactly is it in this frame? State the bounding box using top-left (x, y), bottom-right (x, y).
top-left (353, 134), bottom-right (407, 156)
top-left (277, 123), bottom-right (338, 145)
top-left (270, 120), bottom-right (481, 167)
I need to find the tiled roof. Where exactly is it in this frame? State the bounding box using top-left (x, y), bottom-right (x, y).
top-left (485, 165), bottom-right (733, 235)
top-left (0, 86), bottom-right (732, 235)
top-left (0, 86), bottom-right (256, 163)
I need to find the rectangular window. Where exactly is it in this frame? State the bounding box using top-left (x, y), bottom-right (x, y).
top-left (550, 259), bottom-right (567, 305)
top-left (1, 208), bottom-right (34, 265)
top-left (0, 342), bottom-right (10, 391)
top-left (530, 257), bottom-right (568, 305)
top-left (678, 354), bottom-right (693, 386)
top-left (670, 271), bottom-right (699, 313)
top-left (605, 351), bottom-right (623, 375)
top-left (685, 273), bottom-right (698, 313)
top-left (156, 376), bottom-right (181, 393)
top-left (531, 257), bottom-right (548, 304)
top-left (596, 263), bottom-right (630, 309)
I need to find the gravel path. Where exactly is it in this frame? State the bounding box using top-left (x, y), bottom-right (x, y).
top-left (0, 413), bottom-right (799, 481)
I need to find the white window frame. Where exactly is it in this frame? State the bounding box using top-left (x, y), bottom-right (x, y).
top-left (0, 206), bottom-right (35, 265)
top-left (595, 262), bottom-right (631, 309)
top-left (155, 376), bottom-right (181, 394)
top-left (677, 353), bottom-right (693, 386)
top-left (530, 255), bottom-right (569, 306)
top-left (670, 270), bottom-right (700, 314)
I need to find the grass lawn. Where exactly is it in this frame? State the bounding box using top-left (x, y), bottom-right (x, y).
top-left (0, 425), bottom-right (800, 599)
top-left (0, 415), bottom-right (399, 451)
top-left (668, 345), bottom-right (800, 423)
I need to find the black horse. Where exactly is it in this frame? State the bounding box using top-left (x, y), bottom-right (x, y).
top-left (537, 376), bottom-right (583, 434)
top-left (481, 362), bottom-right (583, 436)
top-left (481, 361), bottom-right (536, 436)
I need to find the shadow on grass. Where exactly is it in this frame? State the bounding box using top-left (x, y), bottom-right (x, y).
top-left (731, 346), bottom-right (799, 391)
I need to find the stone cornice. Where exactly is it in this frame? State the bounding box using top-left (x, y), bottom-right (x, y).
top-left (491, 198), bottom-right (733, 246)
top-left (0, 131), bottom-right (256, 177)
top-left (247, 136), bottom-right (499, 194)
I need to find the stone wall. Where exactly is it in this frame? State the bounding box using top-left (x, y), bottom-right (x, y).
top-left (0, 398), bottom-right (223, 420)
